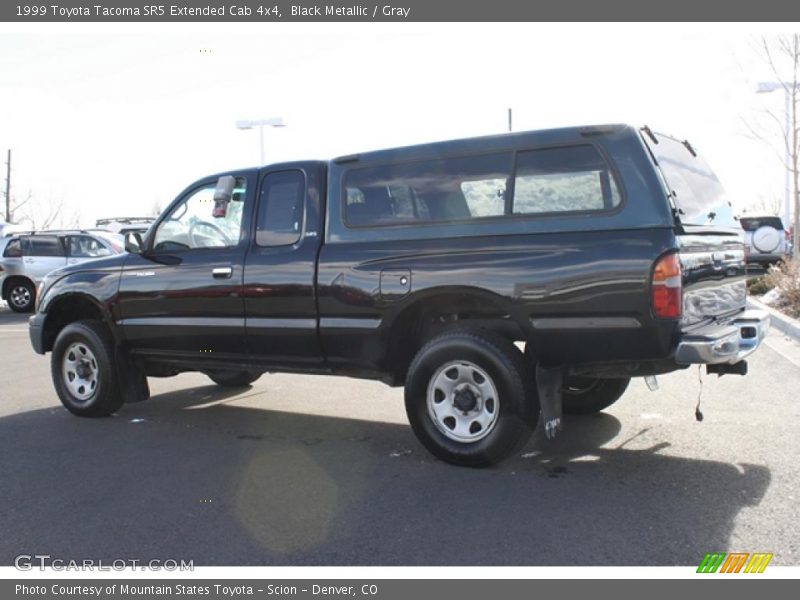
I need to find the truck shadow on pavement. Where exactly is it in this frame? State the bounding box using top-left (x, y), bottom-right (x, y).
top-left (0, 384), bottom-right (771, 566)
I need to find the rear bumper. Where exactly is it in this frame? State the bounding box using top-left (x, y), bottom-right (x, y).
top-left (674, 310), bottom-right (770, 365)
top-left (747, 253), bottom-right (788, 265)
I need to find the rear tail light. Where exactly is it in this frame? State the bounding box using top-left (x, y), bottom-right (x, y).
top-left (652, 253), bottom-right (682, 319)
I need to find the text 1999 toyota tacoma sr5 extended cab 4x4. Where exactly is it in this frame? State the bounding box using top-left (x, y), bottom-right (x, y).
top-left (29, 124), bottom-right (769, 466)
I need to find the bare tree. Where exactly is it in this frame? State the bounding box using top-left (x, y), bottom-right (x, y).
top-left (741, 195), bottom-right (783, 217)
top-left (6, 190), bottom-right (33, 224)
top-left (748, 34), bottom-right (800, 258)
top-left (15, 194), bottom-right (65, 230)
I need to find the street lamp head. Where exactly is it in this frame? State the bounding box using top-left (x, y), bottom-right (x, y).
top-left (236, 117), bottom-right (286, 129)
top-left (235, 117), bottom-right (286, 165)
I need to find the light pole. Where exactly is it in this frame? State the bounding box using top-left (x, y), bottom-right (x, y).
top-left (235, 117), bottom-right (286, 165)
top-left (756, 81), bottom-right (797, 230)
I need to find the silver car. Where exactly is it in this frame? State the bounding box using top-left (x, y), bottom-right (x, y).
top-left (0, 231), bottom-right (124, 313)
top-left (740, 216), bottom-right (791, 267)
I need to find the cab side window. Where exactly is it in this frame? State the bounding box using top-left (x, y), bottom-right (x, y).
top-left (152, 178), bottom-right (247, 252)
top-left (255, 171), bottom-right (305, 247)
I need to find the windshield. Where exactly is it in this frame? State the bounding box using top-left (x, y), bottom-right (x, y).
top-left (642, 130), bottom-right (738, 228)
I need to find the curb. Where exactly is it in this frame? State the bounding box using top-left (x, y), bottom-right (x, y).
top-left (748, 296), bottom-right (800, 342)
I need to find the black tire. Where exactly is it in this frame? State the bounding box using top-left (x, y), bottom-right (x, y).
top-left (562, 376), bottom-right (630, 415)
top-left (51, 320), bottom-right (124, 417)
top-left (7, 279), bottom-right (35, 313)
top-left (206, 370), bottom-right (262, 387)
top-left (404, 329), bottom-right (538, 467)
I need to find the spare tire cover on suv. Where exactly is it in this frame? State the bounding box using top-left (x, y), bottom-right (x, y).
top-left (752, 225), bottom-right (781, 253)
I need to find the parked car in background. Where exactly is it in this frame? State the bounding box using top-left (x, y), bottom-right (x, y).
top-left (95, 217), bottom-right (155, 236)
top-left (740, 215), bottom-right (791, 267)
top-left (0, 230), bottom-right (124, 313)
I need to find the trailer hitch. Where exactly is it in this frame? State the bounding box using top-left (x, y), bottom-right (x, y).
top-left (706, 361), bottom-right (748, 377)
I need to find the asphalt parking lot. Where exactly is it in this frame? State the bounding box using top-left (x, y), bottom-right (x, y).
top-left (1, 303), bottom-right (799, 566)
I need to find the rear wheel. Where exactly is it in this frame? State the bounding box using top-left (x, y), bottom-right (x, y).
top-left (7, 280), bottom-right (35, 313)
top-left (206, 370), bottom-right (262, 387)
top-left (405, 330), bottom-right (538, 467)
top-left (562, 376), bottom-right (630, 415)
top-left (51, 320), bottom-right (124, 417)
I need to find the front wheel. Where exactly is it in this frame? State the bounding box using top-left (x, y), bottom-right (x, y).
top-left (561, 376), bottom-right (630, 415)
top-left (405, 330), bottom-right (538, 467)
top-left (51, 320), bottom-right (124, 417)
top-left (206, 370), bottom-right (262, 387)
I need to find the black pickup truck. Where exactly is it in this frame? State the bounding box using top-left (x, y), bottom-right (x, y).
top-left (29, 124), bottom-right (769, 466)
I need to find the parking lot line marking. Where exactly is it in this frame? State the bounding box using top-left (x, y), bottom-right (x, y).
top-left (765, 336), bottom-right (800, 370)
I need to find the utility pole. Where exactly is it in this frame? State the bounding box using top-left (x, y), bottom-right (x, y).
top-left (508, 108), bottom-right (513, 133)
top-left (4, 149), bottom-right (10, 223)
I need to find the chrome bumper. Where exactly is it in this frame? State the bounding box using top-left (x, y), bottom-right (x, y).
top-left (674, 310), bottom-right (770, 365)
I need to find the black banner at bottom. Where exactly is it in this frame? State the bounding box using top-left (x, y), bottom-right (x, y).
top-left (4, 579), bottom-right (796, 600)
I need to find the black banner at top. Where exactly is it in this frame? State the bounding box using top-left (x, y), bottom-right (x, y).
top-left (2, 0), bottom-right (800, 22)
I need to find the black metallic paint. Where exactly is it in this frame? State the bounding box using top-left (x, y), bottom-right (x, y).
top-left (316, 227), bottom-right (680, 374)
top-left (242, 162), bottom-right (326, 366)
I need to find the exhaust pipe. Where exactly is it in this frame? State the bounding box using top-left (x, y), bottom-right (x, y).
top-left (706, 361), bottom-right (748, 376)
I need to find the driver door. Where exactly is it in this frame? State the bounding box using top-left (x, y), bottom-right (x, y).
top-left (117, 173), bottom-right (253, 357)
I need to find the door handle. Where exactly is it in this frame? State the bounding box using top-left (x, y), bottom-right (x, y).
top-left (212, 267), bottom-right (233, 279)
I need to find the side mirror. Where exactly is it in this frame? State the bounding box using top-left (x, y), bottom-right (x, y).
top-left (124, 231), bottom-right (145, 254)
top-left (213, 175), bottom-right (236, 218)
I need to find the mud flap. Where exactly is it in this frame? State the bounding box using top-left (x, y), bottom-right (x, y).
top-left (115, 348), bottom-right (150, 404)
top-left (536, 364), bottom-right (563, 439)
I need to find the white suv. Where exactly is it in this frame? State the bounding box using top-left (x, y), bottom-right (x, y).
top-left (740, 216), bottom-right (790, 267)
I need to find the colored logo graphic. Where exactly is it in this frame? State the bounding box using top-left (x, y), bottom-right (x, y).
top-left (697, 552), bottom-right (773, 573)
